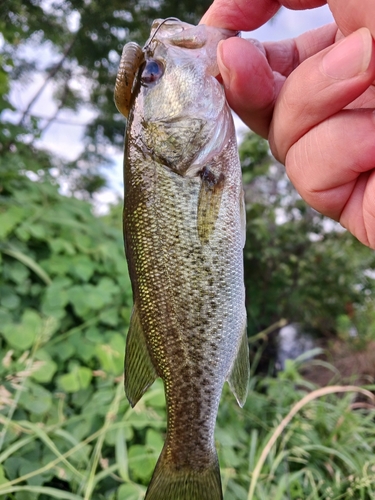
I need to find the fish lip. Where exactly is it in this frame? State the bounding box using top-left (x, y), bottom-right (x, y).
top-left (143, 18), bottom-right (239, 55)
top-left (143, 18), bottom-right (185, 52)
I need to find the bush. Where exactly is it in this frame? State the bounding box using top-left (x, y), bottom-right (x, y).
top-left (1, 174), bottom-right (375, 499)
top-left (216, 359), bottom-right (375, 499)
top-left (0, 175), bottom-right (166, 498)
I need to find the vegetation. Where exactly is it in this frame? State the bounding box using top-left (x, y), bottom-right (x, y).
top-left (1, 141), bottom-right (375, 499)
top-left (0, 0), bottom-right (212, 194)
top-left (240, 133), bottom-right (375, 340)
top-left (1, 1), bottom-right (375, 499)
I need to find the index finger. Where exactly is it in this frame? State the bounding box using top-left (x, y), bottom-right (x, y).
top-left (201, 0), bottom-right (327, 31)
top-left (216, 23), bottom-right (337, 136)
top-left (329, 0), bottom-right (375, 38)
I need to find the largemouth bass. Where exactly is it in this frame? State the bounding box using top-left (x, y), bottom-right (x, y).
top-left (114, 18), bottom-right (249, 500)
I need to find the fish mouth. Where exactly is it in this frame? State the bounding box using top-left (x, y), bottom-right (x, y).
top-left (144, 18), bottom-right (239, 54)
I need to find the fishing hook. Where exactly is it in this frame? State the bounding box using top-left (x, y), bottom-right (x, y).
top-left (143, 17), bottom-right (181, 53)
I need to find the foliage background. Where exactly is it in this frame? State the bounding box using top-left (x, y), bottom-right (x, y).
top-left (1, 1), bottom-right (375, 499)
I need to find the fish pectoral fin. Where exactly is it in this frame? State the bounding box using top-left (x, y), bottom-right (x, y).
top-left (227, 323), bottom-right (250, 407)
top-left (197, 166), bottom-right (225, 244)
top-left (124, 304), bottom-right (158, 407)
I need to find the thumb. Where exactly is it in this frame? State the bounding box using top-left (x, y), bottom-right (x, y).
top-left (217, 37), bottom-right (280, 138)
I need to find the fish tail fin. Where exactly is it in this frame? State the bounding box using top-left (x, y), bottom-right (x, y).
top-left (145, 446), bottom-right (223, 500)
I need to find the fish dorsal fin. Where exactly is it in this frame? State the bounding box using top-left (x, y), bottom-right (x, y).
top-left (197, 166), bottom-right (225, 244)
top-left (227, 322), bottom-right (249, 407)
top-left (124, 304), bottom-right (158, 407)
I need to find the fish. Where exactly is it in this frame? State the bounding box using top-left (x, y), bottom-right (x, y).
top-left (114, 18), bottom-right (249, 500)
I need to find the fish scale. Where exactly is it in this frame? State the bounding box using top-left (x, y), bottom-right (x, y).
top-left (115, 18), bottom-right (249, 500)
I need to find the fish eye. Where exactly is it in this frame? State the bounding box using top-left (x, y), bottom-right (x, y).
top-left (141, 59), bottom-right (164, 85)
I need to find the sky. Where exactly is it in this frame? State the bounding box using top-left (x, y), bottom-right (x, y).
top-left (23, 4), bottom-right (335, 210)
top-left (248, 3), bottom-right (334, 41)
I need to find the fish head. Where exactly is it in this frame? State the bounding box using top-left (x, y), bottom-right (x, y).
top-left (128, 18), bottom-right (238, 176)
top-left (144, 18), bottom-right (237, 78)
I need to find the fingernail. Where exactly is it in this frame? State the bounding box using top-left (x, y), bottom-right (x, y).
top-left (217, 40), bottom-right (231, 89)
top-left (322, 27), bottom-right (373, 80)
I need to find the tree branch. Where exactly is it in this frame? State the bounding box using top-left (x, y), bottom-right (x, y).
top-left (18, 36), bottom-right (77, 127)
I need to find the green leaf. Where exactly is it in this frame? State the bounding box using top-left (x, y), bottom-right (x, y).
top-left (28, 223), bottom-right (47, 240)
top-left (220, 444), bottom-right (242, 468)
top-left (73, 233), bottom-right (92, 252)
top-left (145, 429), bottom-right (163, 453)
top-left (0, 205), bottom-right (25, 238)
top-left (42, 282), bottom-right (69, 318)
top-left (18, 382), bottom-right (52, 415)
top-left (0, 306), bottom-right (12, 326)
top-left (82, 387), bottom-right (115, 416)
top-left (68, 284), bottom-right (108, 317)
top-left (85, 326), bottom-right (101, 342)
top-left (0, 464), bottom-right (8, 485)
top-left (117, 483), bottom-right (145, 500)
top-left (141, 381), bottom-right (166, 409)
top-left (42, 254), bottom-right (72, 277)
top-left (115, 428), bottom-right (129, 481)
top-left (57, 366), bottom-right (92, 393)
top-left (2, 248), bottom-right (52, 285)
top-left (0, 291), bottom-right (21, 310)
top-left (128, 444), bottom-right (157, 481)
top-left (30, 349), bottom-right (58, 383)
top-left (76, 366), bottom-right (92, 389)
top-left (49, 341), bottom-right (76, 361)
top-left (70, 335), bottom-right (96, 363)
top-left (49, 238), bottom-right (76, 255)
top-left (67, 285), bottom-right (90, 317)
top-left (97, 277), bottom-right (120, 301)
top-left (0, 308), bottom-right (42, 349)
top-left (99, 307), bottom-right (119, 326)
top-left (57, 372), bottom-right (80, 393)
top-left (0, 486), bottom-right (83, 500)
top-left (7, 261), bottom-right (29, 284)
top-left (95, 334), bottom-right (124, 375)
top-left (71, 255), bottom-right (95, 281)
top-left (19, 460), bottom-right (51, 486)
top-left (84, 286), bottom-right (106, 309)
top-left (121, 307), bottom-right (132, 326)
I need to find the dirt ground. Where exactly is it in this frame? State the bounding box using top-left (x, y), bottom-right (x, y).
top-left (301, 339), bottom-right (375, 387)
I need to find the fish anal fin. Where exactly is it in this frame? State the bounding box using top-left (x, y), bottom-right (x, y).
top-left (197, 166), bottom-right (225, 244)
top-left (124, 304), bottom-right (157, 407)
top-left (145, 445), bottom-right (223, 500)
top-left (227, 323), bottom-right (250, 407)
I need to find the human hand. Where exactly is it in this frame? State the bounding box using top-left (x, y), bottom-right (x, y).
top-left (202, 0), bottom-right (375, 248)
